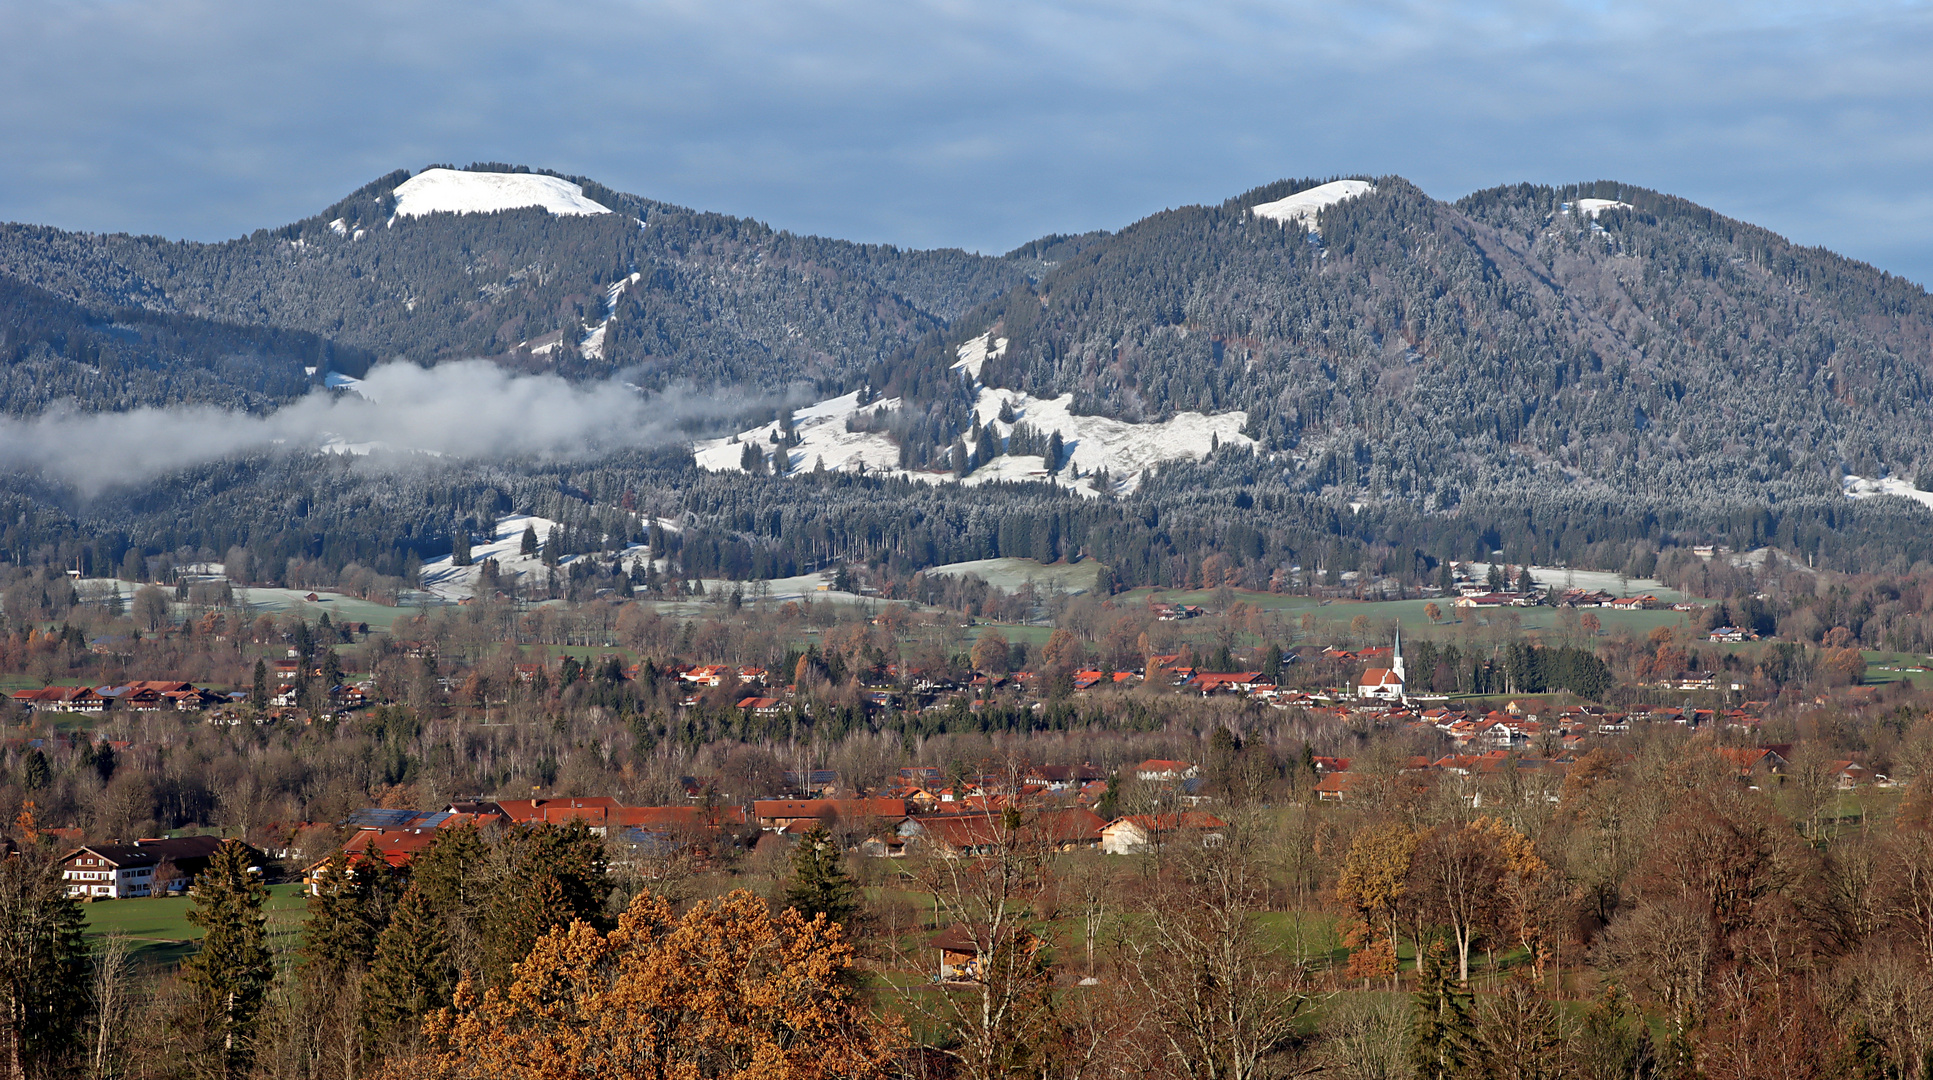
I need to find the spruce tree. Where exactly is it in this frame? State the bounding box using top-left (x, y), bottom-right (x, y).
top-left (1410, 939), bottom-right (1472, 1080)
top-left (0, 846), bottom-right (90, 1078)
top-left (182, 839), bottom-right (272, 1079)
top-left (520, 523), bottom-right (540, 556)
top-left (782, 824), bottom-right (859, 928)
top-left (361, 884), bottom-right (451, 1051)
top-left (299, 848), bottom-right (389, 979)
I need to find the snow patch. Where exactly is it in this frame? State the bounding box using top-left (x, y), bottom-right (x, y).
top-left (390, 168), bottom-right (612, 221)
top-left (1573, 198), bottom-right (1634, 218)
top-left (580, 272), bottom-right (641, 361)
top-left (324, 370), bottom-right (366, 397)
top-left (1250, 180), bottom-right (1376, 230)
top-left (694, 391), bottom-right (905, 478)
top-left (693, 383), bottom-right (1252, 499)
top-left (328, 218), bottom-right (347, 236)
top-left (1844, 474), bottom-right (1933, 512)
top-left (952, 333), bottom-right (1009, 380)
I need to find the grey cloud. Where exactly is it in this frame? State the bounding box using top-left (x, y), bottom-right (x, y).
top-left (0, 1), bottom-right (1930, 283)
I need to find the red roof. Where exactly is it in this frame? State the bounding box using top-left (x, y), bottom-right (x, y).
top-left (752, 798), bottom-right (907, 822)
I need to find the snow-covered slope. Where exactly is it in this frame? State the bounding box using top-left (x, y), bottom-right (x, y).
top-left (415, 513), bottom-right (680, 599)
top-left (1843, 474), bottom-right (1933, 512)
top-left (952, 332), bottom-right (1008, 380)
top-left (1573, 198), bottom-right (1634, 218)
top-left (1250, 180), bottom-right (1376, 230)
top-left (391, 169), bottom-right (613, 220)
top-left (694, 391), bottom-right (905, 477)
top-left (693, 384), bottom-right (1252, 498)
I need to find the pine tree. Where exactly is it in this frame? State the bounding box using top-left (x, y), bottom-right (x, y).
top-left (521, 523), bottom-right (540, 556)
top-left (782, 824), bottom-right (858, 928)
top-left (361, 884), bottom-right (451, 1051)
top-left (451, 528), bottom-right (472, 568)
top-left (182, 839), bottom-right (272, 1079)
top-left (0, 845), bottom-right (90, 1079)
top-left (1410, 939), bottom-right (1472, 1080)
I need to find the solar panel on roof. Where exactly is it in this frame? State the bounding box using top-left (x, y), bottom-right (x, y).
top-left (342, 808), bottom-right (424, 829)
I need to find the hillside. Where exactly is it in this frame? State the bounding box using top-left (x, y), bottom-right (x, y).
top-left (0, 165), bottom-right (1035, 408)
top-left (5, 165), bottom-right (1933, 588)
top-left (937, 176), bottom-right (1933, 508)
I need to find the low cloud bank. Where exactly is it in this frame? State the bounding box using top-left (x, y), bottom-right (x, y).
top-left (0, 360), bottom-right (749, 495)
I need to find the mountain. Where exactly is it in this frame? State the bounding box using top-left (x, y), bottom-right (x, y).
top-left (0, 165), bottom-right (1035, 407)
top-left (4, 165), bottom-right (1933, 589)
top-left (938, 176), bottom-right (1933, 506)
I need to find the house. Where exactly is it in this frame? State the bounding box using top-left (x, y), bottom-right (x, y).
top-left (10, 686), bottom-right (111, 713)
top-left (1714, 746), bottom-right (1789, 778)
top-left (900, 807), bottom-right (1106, 856)
top-left (1099, 812), bottom-right (1228, 854)
top-left (781, 769), bottom-right (843, 796)
top-left (1708, 626), bottom-right (1756, 643)
top-left (736, 696), bottom-right (786, 716)
top-left (1314, 771), bottom-right (1370, 802)
top-left (1133, 759), bottom-right (1200, 782)
top-left (1191, 672), bottom-right (1266, 695)
top-left (751, 797), bottom-right (907, 831)
top-left (681, 665), bottom-right (733, 687)
top-left (59, 835), bottom-right (242, 899)
top-left (1453, 593), bottom-right (1516, 609)
top-left (1830, 761), bottom-right (1875, 789)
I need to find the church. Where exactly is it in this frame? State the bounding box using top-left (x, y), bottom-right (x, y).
top-left (1357, 629), bottom-right (1407, 702)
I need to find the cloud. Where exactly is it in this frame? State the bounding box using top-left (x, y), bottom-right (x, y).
top-left (0, 2), bottom-right (1930, 283)
top-left (0, 361), bottom-right (747, 495)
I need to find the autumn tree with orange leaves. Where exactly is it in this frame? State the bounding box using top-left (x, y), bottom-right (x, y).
top-left (383, 888), bottom-right (899, 1080)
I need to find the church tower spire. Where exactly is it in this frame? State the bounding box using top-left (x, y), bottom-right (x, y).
top-left (1393, 625), bottom-right (1405, 683)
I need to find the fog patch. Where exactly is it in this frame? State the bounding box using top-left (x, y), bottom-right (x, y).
top-left (0, 360), bottom-right (754, 495)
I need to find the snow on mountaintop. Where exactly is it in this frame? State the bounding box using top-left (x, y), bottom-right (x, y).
top-left (1249, 180), bottom-right (1376, 230)
top-left (390, 169), bottom-right (613, 220)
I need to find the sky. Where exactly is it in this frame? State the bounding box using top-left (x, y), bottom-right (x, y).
top-left (2, 0), bottom-right (1931, 285)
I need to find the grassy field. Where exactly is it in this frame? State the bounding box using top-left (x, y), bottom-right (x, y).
top-left (81, 882), bottom-right (309, 969)
top-left (925, 557), bottom-right (1107, 596)
top-left (235, 588), bottom-right (423, 631)
top-left (1113, 588), bottom-right (1697, 641)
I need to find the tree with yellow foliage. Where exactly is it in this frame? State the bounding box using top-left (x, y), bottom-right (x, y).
top-left (386, 889), bottom-right (898, 1080)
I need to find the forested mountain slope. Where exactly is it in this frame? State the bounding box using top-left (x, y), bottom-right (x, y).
top-left (5, 166), bottom-right (1933, 586)
top-left (0, 166), bottom-right (1035, 401)
top-left (948, 177), bottom-right (1933, 505)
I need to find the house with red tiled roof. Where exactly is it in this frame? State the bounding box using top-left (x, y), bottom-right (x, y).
top-left (1134, 759), bottom-right (1199, 782)
top-left (1100, 812), bottom-right (1227, 854)
top-left (751, 798), bottom-right (907, 831)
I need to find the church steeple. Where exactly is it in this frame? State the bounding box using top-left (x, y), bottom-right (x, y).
top-left (1393, 625), bottom-right (1405, 683)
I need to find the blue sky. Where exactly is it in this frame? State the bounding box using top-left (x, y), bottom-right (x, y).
top-left (3, 0), bottom-right (1931, 285)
